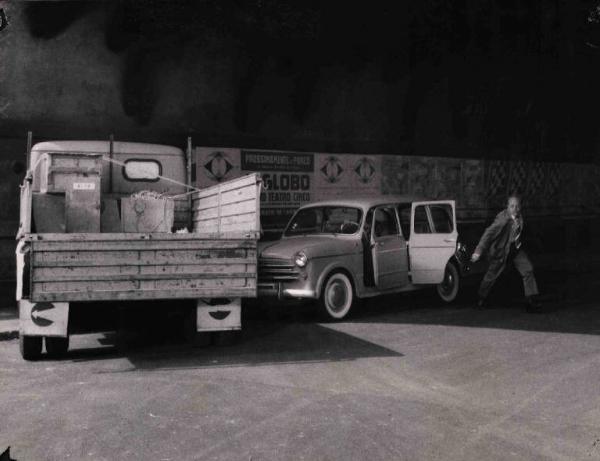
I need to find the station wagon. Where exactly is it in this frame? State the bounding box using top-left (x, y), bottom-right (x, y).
top-left (258, 196), bottom-right (467, 320)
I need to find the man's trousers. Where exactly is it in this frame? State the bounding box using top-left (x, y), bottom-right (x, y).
top-left (478, 247), bottom-right (539, 300)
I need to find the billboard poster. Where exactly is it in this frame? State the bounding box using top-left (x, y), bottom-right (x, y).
top-left (194, 147), bottom-right (314, 231)
top-left (313, 154), bottom-right (381, 200)
top-left (194, 146), bottom-right (590, 231)
top-left (194, 148), bottom-right (241, 187)
top-left (240, 150), bottom-right (314, 231)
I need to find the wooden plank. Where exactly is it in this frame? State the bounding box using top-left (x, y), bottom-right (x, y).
top-left (38, 280), bottom-right (137, 292)
top-left (33, 256), bottom-right (256, 268)
top-left (193, 199), bottom-right (256, 220)
top-left (26, 232), bottom-right (258, 241)
top-left (34, 266), bottom-right (140, 278)
top-left (193, 173), bottom-right (259, 200)
top-left (34, 263), bottom-right (254, 277)
top-left (31, 287), bottom-right (257, 302)
top-left (17, 180), bottom-right (33, 239)
top-left (195, 214), bottom-right (256, 230)
top-left (33, 272), bottom-right (254, 282)
top-left (33, 239), bottom-right (256, 251)
top-left (139, 263), bottom-right (254, 275)
top-left (193, 186), bottom-right (257, 210)
top-left (221, 217), bottom-right (260, 233)
top-left (147, 277), bottom-right (254, 290)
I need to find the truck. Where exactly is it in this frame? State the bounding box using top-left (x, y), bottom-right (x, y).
top-left (16, 136), bottom-right (261, 360)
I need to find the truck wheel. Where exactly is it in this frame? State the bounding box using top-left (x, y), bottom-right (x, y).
top-left (212, 331), bottom-right (240, 346)
top-left (45, 336), bottom-right (69, 358)
top-left (437, 262), bottom-right (460, 303)
top-left (318, 272), bottom-right (356, 321)
top-left (20, 335), bottom-right (43, 361)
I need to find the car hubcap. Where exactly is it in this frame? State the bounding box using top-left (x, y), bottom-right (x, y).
top-left (441, 269), bottom-right (454, 295)
top-left (328, 280), bottom-right (348, 312)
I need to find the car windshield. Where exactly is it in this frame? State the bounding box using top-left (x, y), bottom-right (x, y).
top-left (284, 206), bottom-right (363, 236)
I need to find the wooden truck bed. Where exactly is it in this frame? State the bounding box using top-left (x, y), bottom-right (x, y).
top-left (26, 232), bottom-right (257, 302)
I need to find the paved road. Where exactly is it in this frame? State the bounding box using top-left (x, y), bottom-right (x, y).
top-left (1, 275), bottom-right (600, 461)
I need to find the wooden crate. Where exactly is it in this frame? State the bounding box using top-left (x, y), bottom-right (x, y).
top-left (39, 152), bottom-right (103, 194)
top-left (26, 233), bottom-right (257, 302)
top-left (193, 173), bottom-right (261, 235)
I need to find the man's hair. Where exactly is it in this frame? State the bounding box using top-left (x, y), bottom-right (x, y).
top-left (507, 194), bottom-right (521, 204)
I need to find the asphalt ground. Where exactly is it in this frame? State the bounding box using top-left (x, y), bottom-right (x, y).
top-left (1, 266), bottom-right (599, 461)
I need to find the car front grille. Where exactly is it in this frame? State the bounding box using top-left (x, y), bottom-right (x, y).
top-left (258, 257), bottom-right (300, 282)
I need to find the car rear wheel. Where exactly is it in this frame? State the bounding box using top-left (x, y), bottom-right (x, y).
top-left (318, 272), bottom-right (356, 321)
top-left (437, 262), bottom-right (460, 303)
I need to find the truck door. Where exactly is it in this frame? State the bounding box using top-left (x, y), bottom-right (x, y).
top-left (409, 201), bottom-right (457, 284)
top-left (371, 206), bottom-right (408, 289)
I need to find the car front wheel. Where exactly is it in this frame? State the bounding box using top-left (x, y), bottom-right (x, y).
top-left (318, 272), bottom-right (356, 321)
top-left (437, 262), bottom-right (460, 303)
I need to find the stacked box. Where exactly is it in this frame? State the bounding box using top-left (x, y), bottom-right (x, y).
top-left (39, 152), bottom-right (103, 194)
top-left (66, 178), bottom-right (101, 232)
top-left (37, 152), bottom-right (103, 233)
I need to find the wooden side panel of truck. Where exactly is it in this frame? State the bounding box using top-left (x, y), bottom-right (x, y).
top-left (26, 233), bottom-right (257, 302)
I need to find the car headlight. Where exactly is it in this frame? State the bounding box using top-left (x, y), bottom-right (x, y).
top-left (294, 251), bottom-right (308, 267)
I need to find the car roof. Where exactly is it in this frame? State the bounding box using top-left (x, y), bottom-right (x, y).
top-left (297, 195), bottom-right (434, 210)
top-left (30, 141), bottom-right (183, 156)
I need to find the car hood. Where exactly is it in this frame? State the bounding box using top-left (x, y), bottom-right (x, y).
top-left (259, 235), bottom-right (357, 260)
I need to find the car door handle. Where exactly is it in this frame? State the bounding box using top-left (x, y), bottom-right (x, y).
top-left (444, 238), bottom-right (456, 243)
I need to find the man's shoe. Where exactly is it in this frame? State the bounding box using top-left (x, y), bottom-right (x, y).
top-left (525, 296), bottom-right (542, 313)
top-left (476, 298), bottom-right (487, 310)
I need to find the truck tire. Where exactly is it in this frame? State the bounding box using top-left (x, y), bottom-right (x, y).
top-left (437, 262), bottom-right (460, 303)
top-left (45, 336), bottom-right (69, 358)
top-left (318, 272), bottom-right (356, 321)
top-left (212, 331), bottom-right (240, 346)
top-left (20, 335), bottom-right (43, 361)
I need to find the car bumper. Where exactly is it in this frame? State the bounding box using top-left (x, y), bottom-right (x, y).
top-left (257, 282), bottom-right (317, 300)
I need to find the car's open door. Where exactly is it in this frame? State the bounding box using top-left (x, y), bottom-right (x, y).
top-left (409, 200), bottom-right (457, 284)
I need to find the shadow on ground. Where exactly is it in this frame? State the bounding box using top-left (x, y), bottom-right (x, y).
top-left (346, 267), bottom-right (600, 336)
top-left (38, 265), bottom-right (600, 368)
top-left (64, 315), bottom-right (402, 371)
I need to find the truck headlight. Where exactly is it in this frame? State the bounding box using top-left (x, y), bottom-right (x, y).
top-left (294, 251), bottom-right (308, 267)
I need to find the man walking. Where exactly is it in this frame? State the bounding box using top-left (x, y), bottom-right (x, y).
top-left (471, 195), bottom-right (542, 312)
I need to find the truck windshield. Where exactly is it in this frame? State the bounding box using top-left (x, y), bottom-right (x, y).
top-left (284, 206), bottom-right (363, 236)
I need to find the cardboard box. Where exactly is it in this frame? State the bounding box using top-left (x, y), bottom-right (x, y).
top-left (196, 298), bottom-right (241, 332)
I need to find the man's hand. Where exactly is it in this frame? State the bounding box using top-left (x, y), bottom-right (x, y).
top-left (470, 252), bottom-right (480, 263)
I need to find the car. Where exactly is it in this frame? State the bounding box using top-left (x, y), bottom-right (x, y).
top-left (257, 196), bottom-right (469, 320)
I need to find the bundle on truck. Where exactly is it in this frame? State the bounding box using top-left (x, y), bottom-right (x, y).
top-left (16, 138), bottom-right (261, 360)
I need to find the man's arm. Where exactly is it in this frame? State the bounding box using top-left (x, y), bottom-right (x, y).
top-left (471, 212), bottom-right (508, 261)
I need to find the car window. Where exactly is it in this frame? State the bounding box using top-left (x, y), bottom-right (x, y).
top-left (430, 204), bottom-right (453, 233)
top-left (373, 207), bottom-right (398, 238)
top-left (414, 205), bottom-right (431, 233)
top-left (285, 206), bottom-right (362, 236)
